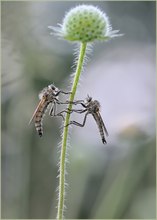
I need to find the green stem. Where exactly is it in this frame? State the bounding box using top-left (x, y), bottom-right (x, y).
top-left (57, 42), bottom-right (87, 220)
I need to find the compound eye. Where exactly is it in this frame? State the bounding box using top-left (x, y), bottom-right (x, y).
top-left (49, 84), bottom-right (56, 90)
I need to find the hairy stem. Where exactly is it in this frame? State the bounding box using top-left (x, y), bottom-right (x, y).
top-left (57, 42), bottom-right (87, 219)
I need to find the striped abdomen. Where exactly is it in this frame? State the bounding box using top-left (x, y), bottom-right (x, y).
top-left (34, 101), bottom-right (50, 137)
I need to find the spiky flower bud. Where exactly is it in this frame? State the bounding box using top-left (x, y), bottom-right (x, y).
top-left (49, 5), bottom-right (122, 43)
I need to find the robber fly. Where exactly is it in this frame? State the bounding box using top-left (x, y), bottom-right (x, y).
top-left (29, 84), bottom-right (71, 137)
top-left (66, 95), bottom-right (109, 144)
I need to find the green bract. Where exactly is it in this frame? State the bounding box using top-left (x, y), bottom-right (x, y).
top-left (49, 5), bottom-right (122, 43)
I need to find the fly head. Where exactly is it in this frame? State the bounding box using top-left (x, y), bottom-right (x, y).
top-left (48, 84), bottom-right (60, 96)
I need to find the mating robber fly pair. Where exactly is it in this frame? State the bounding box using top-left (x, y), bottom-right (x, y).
top-left (29, 84), bottom-right (108, 144)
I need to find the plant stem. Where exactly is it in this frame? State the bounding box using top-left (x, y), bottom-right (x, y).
top-left (57, 42), bottom-right (87, 220)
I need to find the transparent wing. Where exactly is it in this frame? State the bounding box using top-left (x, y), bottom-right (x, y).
top-left (29, 97), bottom-right (46, 125)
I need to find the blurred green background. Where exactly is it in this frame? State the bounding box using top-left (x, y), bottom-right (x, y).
top-left (1, 1), bottom-right (156, 219)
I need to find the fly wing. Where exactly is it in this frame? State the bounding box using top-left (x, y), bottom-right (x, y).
top-left (29, 97), bottom-right (46, 125)
top-left (97, 112), bottom-right (109, 136)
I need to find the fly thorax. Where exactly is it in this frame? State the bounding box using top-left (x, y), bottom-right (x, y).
top-left (88, 105), bottom-right (96, 113)
top-left (94, 100), bottom-right (100, 110)
top-left (39, 87), bottom-right (49, 100)
top-left (88, 102), bottom-right (100, 113)
top-left (46, 93), bottom-right (55, 102)
top-left (93, 106), bottom-right (99, 113)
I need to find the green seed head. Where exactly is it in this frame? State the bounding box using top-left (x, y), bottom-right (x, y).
top-left (49, 5), bottom-right (122, 43)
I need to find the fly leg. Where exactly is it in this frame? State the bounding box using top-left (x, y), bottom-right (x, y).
top-left (53, 108), bottom-right (86, 121)
top-left (49, 102), bottom-right (73, 120)
top-left (66, 108), bottom-right (87, 114)
top-left (56, 99), bottom-right (84, 105)
top-left (56, 90), bottom-right (72, 96)
top-left (69, 100), bottom-right (85, 105)
top-left (49, 103), bottom-right (55, 116)
top-left (65, 112), bottom-right (89, 127)
top-left (67, 100), bottom-right (86, 108)
top-left (60, 91), bottom-right (72, 95)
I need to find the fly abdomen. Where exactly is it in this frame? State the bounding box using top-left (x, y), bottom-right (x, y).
top-left (35, 115), bottom-right (43, 137)
top-left (35, 121), bottom-right (43, 137)
top-left (93, 113), bottom-right (107, 144)
top-left (34, 101), bottom-right (50, 137)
